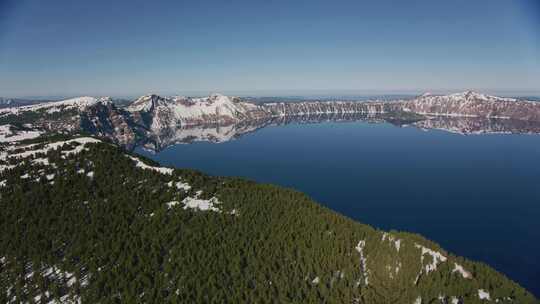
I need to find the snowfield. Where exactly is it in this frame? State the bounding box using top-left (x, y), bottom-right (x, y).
top-left (0, 125), bottom-right (43, 143)
top-left (0, 96), bottom-right (111, 116)
top-left (127, 155), bottom-right (174, 175)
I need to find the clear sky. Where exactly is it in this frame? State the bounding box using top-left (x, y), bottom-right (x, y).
top-left (0, 0), bottom-right (539, 97)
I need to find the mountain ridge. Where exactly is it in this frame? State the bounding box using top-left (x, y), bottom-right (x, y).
top-left (1, 91), bottom-right (540, 150)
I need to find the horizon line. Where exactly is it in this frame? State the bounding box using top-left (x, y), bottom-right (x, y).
top-left (3, 88), bottom-right (540, 100)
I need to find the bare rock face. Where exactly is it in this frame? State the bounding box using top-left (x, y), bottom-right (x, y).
top-left (79, 102), bottom-right (140, 147)
top-left (261, 101), bottom-right (392, 116)
top-left (398, 91), bottom-right (540, 121)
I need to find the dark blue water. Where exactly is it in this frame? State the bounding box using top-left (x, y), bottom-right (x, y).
top-left (136, 121), bottom-right (540, 296)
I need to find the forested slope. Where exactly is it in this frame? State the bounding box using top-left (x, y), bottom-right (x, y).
top-left (0, 136), bottom-right (537, 303)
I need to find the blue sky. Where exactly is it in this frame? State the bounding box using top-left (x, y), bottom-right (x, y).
top-left (0, 0), bottom-right (539, 97)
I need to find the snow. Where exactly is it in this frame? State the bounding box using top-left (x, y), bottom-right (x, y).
top-left (0, 125), bottom-right (43, 143)
top-left (126, 93), bottom-right (259, 130)
top-left (452, 263), bottom-right (472, 279)
top-left (0, 164), bottom-right (15, 173)
top-left (128, 155), bottom-right (174, 175)
top-left (0, 180), bottom-right (5, 187)
top-left (4, 263), bottom-right (86, 304)
top-left (167, 180), bottom-right (191, 191)
top-left (381, 232), bottom-right (402, 251)
top-left (478, 289), bottom-right (491, 300)
top-left (166, 201), bottom-right (180, 209)
top-left (415, 244), bottom-right (447, 274)
top-left (355, 240), bottom-right (369, 286)
top-left (182, 196), bottom-right (221, 212)
top-left (0, 96), bottom-right (111, 116)
top-left (10, 137), bottom-right (101, 159)
top-left (32, 158), bottom-right (50, 165)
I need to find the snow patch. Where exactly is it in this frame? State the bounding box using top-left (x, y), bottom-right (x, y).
top-left (414, 243), bottom-right (447, 284)
top-left (0, 125), bottom-right (43, 143)
top-left (452, 263), bottom-right (472, 279)
top-left (128, 155), bottom-right (174, 175)
top-left (10, 137), bottom-right (101, 160)
top-left (166, 201), bottom-right (180, 209)
top-left (182, 196), bottom-right (221, 212)
top-left (381, 232), bottom-right (402, 251)
top-left (167, 180), bottom-right (191, 191)
top-left (0, 96), bottom-right (110, 116)
top-left (355, 240), bottom-right (369, 286)
top-left (478, 289), bottom-right (491, 300)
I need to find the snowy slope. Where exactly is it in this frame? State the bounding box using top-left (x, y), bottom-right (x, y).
top-left (127, 93), bottom-right (265, 130)
top-left (0, 96), bottom-right (112, 116)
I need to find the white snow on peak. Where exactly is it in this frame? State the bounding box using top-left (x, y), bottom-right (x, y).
top-left (0, 96), bottom-right (110, 116)
top-left (126, 93), bottom-right (259, 130)
top-left (418, 91), bottom-right (518, 103)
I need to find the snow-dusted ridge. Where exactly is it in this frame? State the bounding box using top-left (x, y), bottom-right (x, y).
top-left (2, 91), bottom-right (540, 152)
top-left (0, 96), bottom-right (111, 116)
top-left (1, 134), bottom-right (233, 216)
top-left (0, 124), bottom-right (43, 143)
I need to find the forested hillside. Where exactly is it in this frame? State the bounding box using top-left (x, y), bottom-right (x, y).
top-left (0, 136), bottom-right (538, 303)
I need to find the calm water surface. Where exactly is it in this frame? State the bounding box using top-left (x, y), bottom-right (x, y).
top-left (136, 121), bottom-right (540, 296)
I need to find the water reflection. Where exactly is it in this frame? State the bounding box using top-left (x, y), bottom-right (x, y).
top-left (133, 114), bottom-right (540, 152)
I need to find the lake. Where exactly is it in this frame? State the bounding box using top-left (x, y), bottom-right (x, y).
top-left (135, 119), bottom-right (540, 296)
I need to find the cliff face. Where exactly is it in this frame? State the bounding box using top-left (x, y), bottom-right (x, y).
top-left (398, 91), bottom-right (540, 121)
top-left (126, 94), bottom-right (268, 130)
top-left (262, 101), bottom-right (394, 116)
top-left (80, 102), bottom-right (141, 146)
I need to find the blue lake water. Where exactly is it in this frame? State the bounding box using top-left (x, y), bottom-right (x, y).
top-left (136, 121), bottom-right (540, 296)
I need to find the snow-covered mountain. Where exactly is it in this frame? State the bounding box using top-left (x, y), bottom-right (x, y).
top-left (126, 93), bottom-right (267, 130)
top-left (0, 97), bottom-right (50, 109)
top-left (2, 91), bottom-right (540, 149)
top-left (399, 91), bottom-right (540, 121)
top-left (0, 96), bottom-right (111, 115)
